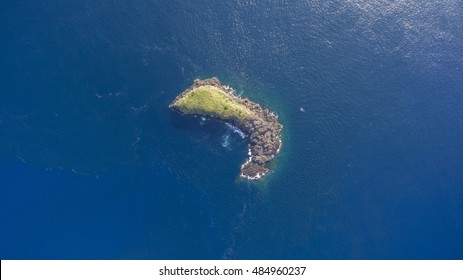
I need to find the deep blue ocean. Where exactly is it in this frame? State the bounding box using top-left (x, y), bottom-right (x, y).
top-left (1, 0), bottom-right (463, 259)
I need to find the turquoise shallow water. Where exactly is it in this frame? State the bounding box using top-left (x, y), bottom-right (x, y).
top-left (1, 0), bottom-right (463, 259)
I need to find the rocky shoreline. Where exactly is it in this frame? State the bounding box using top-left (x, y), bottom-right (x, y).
top-left (169, 77), bottom-right (283, 179)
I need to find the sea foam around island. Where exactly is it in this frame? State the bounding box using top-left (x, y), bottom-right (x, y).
top-left (221, 123), bottom-right (247, 149)
top-left (225, 123), bottom-right (247, 139)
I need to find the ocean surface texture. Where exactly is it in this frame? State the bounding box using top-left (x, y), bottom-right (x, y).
top-left (1, 0), bottom-right (462, 259)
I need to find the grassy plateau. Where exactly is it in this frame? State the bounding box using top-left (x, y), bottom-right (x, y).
top-left (173, 85), bottom-right (252, 122)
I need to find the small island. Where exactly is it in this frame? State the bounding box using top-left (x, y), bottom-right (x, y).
top-left (169, 77), bottom-right (283, 180)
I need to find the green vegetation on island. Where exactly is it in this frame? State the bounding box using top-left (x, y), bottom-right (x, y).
top-left (172, 85), bottom-right (252, 123)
